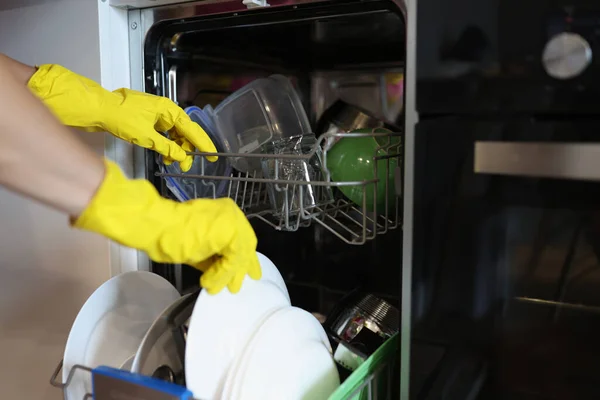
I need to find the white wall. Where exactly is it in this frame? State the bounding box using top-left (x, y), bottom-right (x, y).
top-left (0, 1), bottom-right (111, 398)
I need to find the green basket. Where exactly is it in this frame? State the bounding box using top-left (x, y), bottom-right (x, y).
top-left (328, 334), bottom-right (399, 400)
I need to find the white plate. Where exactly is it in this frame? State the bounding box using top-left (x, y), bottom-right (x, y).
top-left (226, 307), bottom-right (339, 400)
top-left (62, 271), bottom-right (180, 400)
top-left (222, 306), bottom-right (332, 400)
top-left (185, 255), bottom-right (291, 400)
top-left (256, 251), bottom-right (290, 303)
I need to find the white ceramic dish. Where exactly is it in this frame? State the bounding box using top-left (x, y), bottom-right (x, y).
top-left (62, 271), bottom-right (180, 400)
top-left (226, 307), bottom-right (339, 400)
top-left (256, 251), bottom-right (290, 303)
top-left (222, 306), bottom-right (331, 399)
top-left (185, 256), bottom-right (291, 400)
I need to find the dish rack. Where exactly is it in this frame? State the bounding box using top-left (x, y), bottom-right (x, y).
top-left (49, 334), bottom-right (398, 400)
top-left (157, 130), bottom-right (403, 245)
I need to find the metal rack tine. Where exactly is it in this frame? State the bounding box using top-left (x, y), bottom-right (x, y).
top-left (49, 359), bottom-right (64, 388)
top-left (50, 360), bottom-right (93, 389)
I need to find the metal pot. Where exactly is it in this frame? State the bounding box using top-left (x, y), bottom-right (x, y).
top-left (316, 99), bottom-right (401, 148)
top-left (324, 290), bottom-right (399, 359)
top-left (131, 289), bottom-right (200, 386)
top-left (316, 100), bottom-right (384, 137)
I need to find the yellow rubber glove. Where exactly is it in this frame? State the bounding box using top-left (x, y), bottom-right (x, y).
top-left (27, 64), bottom-right (217, 172)
top-left (75, 160), bottom-right (261, 294)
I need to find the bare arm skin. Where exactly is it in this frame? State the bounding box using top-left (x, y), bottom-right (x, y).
top-left (0, 53), bottom-right (36, 85)
top-left (0, 54), bottom-right (105, 218)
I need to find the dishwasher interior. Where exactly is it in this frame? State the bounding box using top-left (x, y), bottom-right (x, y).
top-left (144, 0), bottom-right (405, 316)
top-left (139, 0), bottom-right (410, 397)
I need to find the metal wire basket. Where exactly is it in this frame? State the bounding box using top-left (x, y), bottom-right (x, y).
top-left (156, 130), bottom-right (403, 245)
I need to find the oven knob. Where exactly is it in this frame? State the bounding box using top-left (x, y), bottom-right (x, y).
top-left (542, 32), bottom-right (592, 79)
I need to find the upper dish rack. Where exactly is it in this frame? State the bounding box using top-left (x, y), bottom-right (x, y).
top-left (156, 130), bottom-right (403, 245)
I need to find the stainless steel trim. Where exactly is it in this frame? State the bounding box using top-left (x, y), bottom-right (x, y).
top-left (474, 142), bottom-right (600, 181)
top-left (168, 65), bottom-right (178, 105)
top-left (128, 8), bottom-right (152, 273)
top-left (401, 0), bottom-right (415, 397)
top-left (128, 9), bottom-right (148, 182)
top-left (513, 296), bottom-right (600, 314)
top-left (110, 0), bottom-right (198, 8)
top-left (140, 0), bottom-right (406, 31)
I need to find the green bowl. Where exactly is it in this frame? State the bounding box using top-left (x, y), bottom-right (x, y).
top-left (326, 128), bottom-right (401, 212)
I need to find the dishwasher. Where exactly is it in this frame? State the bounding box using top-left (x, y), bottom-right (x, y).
top-left (124, 0), bottom-right (410, 399)
top-left (111, 0), bottom-right (488, 398)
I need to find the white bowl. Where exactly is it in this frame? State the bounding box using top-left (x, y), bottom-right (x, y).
top-left (185, 256), bottom-right (290, 400)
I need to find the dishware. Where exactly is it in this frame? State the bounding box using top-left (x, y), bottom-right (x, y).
top-left (131, 291), bottom-right (199, 380)
top-left (333, 341), bottom-right (366, 371)
top-left (226, 307), bottom-right (339, 400)
top-left (324, 290), bottom-right (399, 360)
top-left (326, 291), bottom-right (399, 340)
top-left (152, 365), bottom-right (176, 383)
top-left (119, 355), bottom-right (136, 371)
top-left (62, 271), bottom-right (181, 400)
top-left (185, 254), bottom-right (291, 400)
top-left (256, 251), bottom-right (290, 303)
top-left (223, 306), bottom-right (332, 399)
top-left (162, 105), bottom-right (232, 201)
top-left (261, 134), bottom-right (333, 216)
top-left (326, 128), bottom-right (401, 212)
top-left (210, 75), bottom-right (311, 174)
top-left (316, 99), bottom-right (385, 148)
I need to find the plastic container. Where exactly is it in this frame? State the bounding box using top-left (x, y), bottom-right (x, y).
top-left (211, 75), bottom-right (312, 174)
top-left (162, 106), bottom-right (232, 201)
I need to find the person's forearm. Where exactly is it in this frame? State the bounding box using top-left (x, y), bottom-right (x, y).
top-left (0, 53), bottom-right (35, 85)
top-left (0, 55), bottom-right (105, 218)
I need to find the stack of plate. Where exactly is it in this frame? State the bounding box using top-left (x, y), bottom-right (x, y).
top-left (185, 252), bottom-right (340, 400)
top-left (62, 253), bottom-right (340, 400)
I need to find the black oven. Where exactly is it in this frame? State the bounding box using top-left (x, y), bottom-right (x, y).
top-left (414, 0), bottom-right (600, 398)
top-left (418, 0), bottom-right (600, 116)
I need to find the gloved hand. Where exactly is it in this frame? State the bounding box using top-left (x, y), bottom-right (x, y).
top-left (27, 64), bottom-right (216, 172)
top-left (75, 159), bottom-right (261, 294)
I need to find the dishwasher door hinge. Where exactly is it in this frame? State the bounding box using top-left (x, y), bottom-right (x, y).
top-left (243, 0), bottom-right (270, 8)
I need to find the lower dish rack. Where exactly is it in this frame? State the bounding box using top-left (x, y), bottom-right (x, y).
top-left (156, 131), bottom-right (403, 245)
top-left (49, 334), bottom-right (399, 400)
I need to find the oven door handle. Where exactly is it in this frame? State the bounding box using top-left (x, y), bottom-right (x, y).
top-left (474, 141), bottom-right (600, 181)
